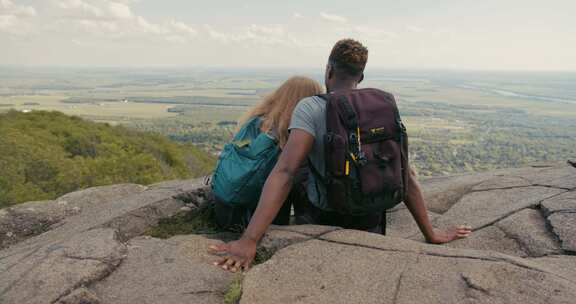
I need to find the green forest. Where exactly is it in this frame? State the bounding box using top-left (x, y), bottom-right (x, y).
top-left (0, 110), bottom-right (215, 208)
top-left (2, 69), bottom-right (575, 208)
top-left (130, 100), bottom-right (576, 177)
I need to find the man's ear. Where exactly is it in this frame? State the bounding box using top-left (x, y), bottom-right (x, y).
top-left (326, 64), bottom-right (334, 80)
top-left (358, 73), bottom-right (364, 84)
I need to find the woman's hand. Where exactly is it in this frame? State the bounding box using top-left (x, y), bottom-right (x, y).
top-left (209, 237), bottom-right (258, 273)
top-left (427, 225), bottom-right (472, 244)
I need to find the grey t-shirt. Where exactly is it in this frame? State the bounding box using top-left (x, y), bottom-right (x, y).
top-left (288, 96), bottom-right (329, 210)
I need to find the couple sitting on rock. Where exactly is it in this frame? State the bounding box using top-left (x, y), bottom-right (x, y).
top-left (209, 39), bottom-right (472, 272)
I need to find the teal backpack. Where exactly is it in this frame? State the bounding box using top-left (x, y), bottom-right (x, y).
top-left (211, 117), bottom-right (280, 208)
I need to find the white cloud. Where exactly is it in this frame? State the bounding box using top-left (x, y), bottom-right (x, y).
top-left (203, 24), bottom-right (293, 47)
top-left (0, 2), bottom-right (384, 48)
top-left (0, 14), bottom-right (16, 30)
top-left (405, 25), bottom-right (452, 37)
top-left (0, 0), bottom-right (36, 17)
top-left (51, 0), bottom-right (202, 44)
top-left (248, 24), bottom-right (284, 37)
top-left (134, 16), bottom-right (168, 35)
top-left (0, 0), bottom-right (37, 35)
top-left (406, 26), bottom-right (425, 33)
top-left (106, 2), bottom-right (133, 19)
top-left (320, 12), bottom-right (348, 24)
top-left (243, 27), bottom-right (288, 46)
top-left (169, 20), bottom-right (198, 36)
top-left (57, 0), bottom-right (103, 18)
top-left (80, 19), bottom-right (115, 31)
top-left (203, 24), bottom-right (235, 44)
top-left (164, 35), bottom-right (187, 44)
top-left (353, 26), bottom-right (397, 40)
top-left (57, 0), bottom-right (133, 20)
top-left (1, 1), bottom-right (575, 70)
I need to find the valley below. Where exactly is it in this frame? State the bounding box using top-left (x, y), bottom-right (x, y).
top-left (1, 67), bottom-right (575, 177)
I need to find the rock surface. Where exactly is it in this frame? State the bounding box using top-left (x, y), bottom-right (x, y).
top-left (0, 178), bottom-right (208, 304)
top-left (93, 235), bottom-right (234, 304)
top-left (0, 228), bottom-right (125, 304)
top-left (496, 209), bottom-right (562, 256)
top-left (242, 230), bottom-right (576, 304)
top-left (541, 191), bottom-right (576, 252)
top-left (0, 163), bottom-right (575, 304)
top-left (0, 184), bottom-right (147, 250)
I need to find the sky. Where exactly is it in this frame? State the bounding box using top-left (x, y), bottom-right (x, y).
top-left (1, 0), bottom-right (575, 70)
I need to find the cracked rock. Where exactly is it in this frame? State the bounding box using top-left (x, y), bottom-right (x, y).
top-left (92, 235), bottom-right (235, 304)
top-left (242, 230), bottom-right (576, 304)
top-left (529, 255), bottom-right (576, 282)
top-left (0, 184), bottom-right (147, 250)
top-left (547, 212), bottom-right (576, 252)
top-left (542, 191), bottom-right (576, 215)
top-left (495, 209), bottom-right (562, 257)
top-left (57, 287), bottom-right (101, 304)
top-left (419, 172), bottom-right (494, 214)
top-left (2, 164), bottom-right (576, 304)
top-left (0, 229), bottom-right (125, 304)
top-left (447, 226), bottom-right (526, 257)
top-left (0, 179), bottom-right (207, 304)
top-left (433, 186), bottom-right (564, 230)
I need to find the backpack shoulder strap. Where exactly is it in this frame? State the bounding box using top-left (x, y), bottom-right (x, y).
top-left (316, 93), bottom-right (358, 131)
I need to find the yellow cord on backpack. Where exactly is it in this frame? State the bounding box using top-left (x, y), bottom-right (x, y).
top-left (345, 160), bottom-right (350, 176)
top-left (350, 153), bottom-right (357, 162)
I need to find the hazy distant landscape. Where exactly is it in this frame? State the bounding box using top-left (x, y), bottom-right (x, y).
top-left (1, 67), bottom-right (575, 176)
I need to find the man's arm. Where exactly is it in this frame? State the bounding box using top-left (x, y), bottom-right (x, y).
top-left (209, 130), bottom-right (314, 272)
top-left (404, 168), bottom-right (472, 244)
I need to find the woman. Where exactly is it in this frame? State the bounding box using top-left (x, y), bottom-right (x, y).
top-left (214, 76), bottom-right (322, 231)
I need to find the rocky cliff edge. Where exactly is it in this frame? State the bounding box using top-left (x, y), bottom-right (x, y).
top-left (1, 163), bottom-right (575, 304)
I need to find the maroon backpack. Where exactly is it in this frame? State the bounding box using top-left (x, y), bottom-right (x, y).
top-left (315, 88), bottom-right (409, 216)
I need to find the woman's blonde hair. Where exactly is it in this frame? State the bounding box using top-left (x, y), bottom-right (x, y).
top-left (238, 76), bottom-right (323, 147)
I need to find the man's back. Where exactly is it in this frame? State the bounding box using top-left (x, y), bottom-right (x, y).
top-left (289, 88), bottom-right (405, 214)
top-left (210, 39), bottom-right (472, 273)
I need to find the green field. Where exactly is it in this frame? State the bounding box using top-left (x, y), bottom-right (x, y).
top-left (1, 67), bottom-right (575, 176)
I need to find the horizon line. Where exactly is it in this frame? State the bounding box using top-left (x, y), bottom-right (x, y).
top-left (1, 65), bottom-right (576, 73)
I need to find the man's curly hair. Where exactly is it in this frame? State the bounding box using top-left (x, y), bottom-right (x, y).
top-left (328, 39), bottom-right (368, 76)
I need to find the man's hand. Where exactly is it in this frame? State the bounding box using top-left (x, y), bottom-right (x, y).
top-left (209, 237), bottom-right (258, 273)
top-left (427, 225), bottom-right (472, 244)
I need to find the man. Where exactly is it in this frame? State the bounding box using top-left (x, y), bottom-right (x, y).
top-left (210, 39), bottom-right (472, 272)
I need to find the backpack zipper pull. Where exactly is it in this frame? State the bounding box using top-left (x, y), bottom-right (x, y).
top-left (356, 127), bottom-right (362, 152)
top-left (356, 127), bottom-right (368, 166)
